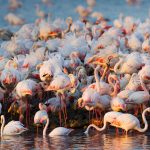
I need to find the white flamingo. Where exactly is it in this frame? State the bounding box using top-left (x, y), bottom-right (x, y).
top-left (49, 127), bottom-right (74, 137)
top-left (1, 115), bottom-right (28, 136)
top-left (84, 107), bottom-right (150, 134)
top-left (4, 13), bottom-right (24, 26)
top-left (126, 77), bottom-right (150, 105)
top-left (108, 74), bottom-right (126, 112)
top-left (40, 114), bottom-right (73, 136)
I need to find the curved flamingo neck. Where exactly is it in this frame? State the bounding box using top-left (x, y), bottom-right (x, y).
top-left (1, 115), bottom-right (5, 137)
top-left (94, 64), bottom-right (108, 92)
top-left (85, 119), bottom-right (107, 134)
top-left (43, 117), bottom-right (49, 136)
top-left (140, 77), bottom-right (149, 94)
top-left (108, 75), bottom-right (120, 97)
top-left (94, 66), bottom-right (101, 92)
top-left (114, 58), bottom-right (124, 74)
top-left (101, 64), bottom-right (108, 81)
top-left (135, 108), bottom-right (149, 132)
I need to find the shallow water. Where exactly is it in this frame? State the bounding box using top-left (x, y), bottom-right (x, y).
top-left (0, 0), bottom-right (150, 31)
top-left (0, 130), bottom-right (150, 150)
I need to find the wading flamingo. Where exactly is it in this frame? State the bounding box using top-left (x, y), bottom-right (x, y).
top-left (34, 103), bottom-right (48, 135)
top-left (46, 73), bottom-right (78, 126)
top-left (1, 115), bottom-right (28, 136)
top-left (84, 107), bottom-right (150, 135)
top-left (49, 127), bottom-right (74, 137)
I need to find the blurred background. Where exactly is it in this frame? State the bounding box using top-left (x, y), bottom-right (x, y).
top-left (0, 0), bottom-right (150, 31)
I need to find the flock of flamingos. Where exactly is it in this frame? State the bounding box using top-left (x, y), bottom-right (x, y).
top-left (0, 0), bottom-right (150, 138)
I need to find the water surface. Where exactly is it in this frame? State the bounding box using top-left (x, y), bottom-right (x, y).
top-left (0, 130), bottom-right (150, 150)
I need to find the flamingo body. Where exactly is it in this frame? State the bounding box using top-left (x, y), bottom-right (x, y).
top-left (49, 127), bottom-right (73, 137)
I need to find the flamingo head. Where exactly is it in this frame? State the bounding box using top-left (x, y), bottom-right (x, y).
top-left (120, 103), bottom-right (127, 111)
top-left (22, 63), bottom-right (29, 69)
top-left (146, 107), bottom-right (150, 112)
top-left (39, 103), bottom-right (47, 110)
top-left (76, 66), bottom-right (87, 81)
top-left (42, 73), bottom-right (53, 83)
top-left (3, 75), bottom-right (17, 89)
top-left (77, 98), bottom-right (84, 108)
top-left (22, 89), bottom-right (33, 97)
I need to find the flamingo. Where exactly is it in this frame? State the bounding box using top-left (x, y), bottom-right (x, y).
top-left (77, 65), bottom-right (111, 121)
top-left (49, 127), bottom-right (74, 137)
top-left (84, 107), bottom-right (150, 134)
top-left (45, 96), bottom-right (69, 126)
top-left (8, 100), bottom-right (33, 123)
top-left (125, 73), bottom-right (141, 91)
top-left (89, 64), bottom-right (112, 95)
top-left (114, 52), bottom-right (143, 75)
top-left (0, 103), bottom-right (2, 114)
top-left (108, 74), bottom-right (126, 112)
top-left (38, 56), bottom-right (63, 82)
top-left (138, 65), bottom-right (150, 83)
top-left (34, 103), bottom-right (48, 127)
top-left (39, 115), bottom-right (73, 136)
top-left (76, 5), bottom-right (92, 18)
top-left (4, 13), bottom-right (24, 26)
top-left (142, 39), bottom-right (150, 53)
top-left (86, 0), bottom-right (96, 8)
top-left (1, 115), bottom-right (28, 136)
top-left (0, 68), bottom-right (21, 89)
top-left (46, 73), bottom-right (78, 126)
top-left (16, 79), bottom-right (41, 126)
top-left (35, 4), bottom-right (47, 18)
top-left (8, 0), bottom-right (22, 10)
top-left (125, 77), bottom-right (149, 114)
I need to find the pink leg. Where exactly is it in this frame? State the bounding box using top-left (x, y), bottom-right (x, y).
top-left (61, 94), bottom-right (68, 127)
top-left (95, 109), bottom-right (98, 121)
top-left (26, 99), bottom-right (29, 127)
top-left (116, 128), bottom-right (119, 134)
top-left (89, 111), bottom-right (91, 123)
top-left (134, 105), bottom-right (139, 116)
top-left (91, 109), bottom-right (94, 122)
top-left (59, 110), bottom-right (62, 126)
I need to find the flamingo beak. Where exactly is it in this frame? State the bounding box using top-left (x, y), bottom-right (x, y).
top-left (49, 32), bottom-right (58, 37)
top-left (8, 106), bottom-right (12, 113)
top-left (23, 63), bottom-right (29, 68)
top-left (121, 104), bottom-right (126, 111)
top-left (4, 76), bottom-right (12, 84)
top-left (22, 90), bottom-right (32, 96)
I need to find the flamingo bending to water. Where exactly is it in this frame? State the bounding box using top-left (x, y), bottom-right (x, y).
top-left (1, 115), bottom-right (28, 136)
top-left (84, 107), bottom-right (150, 134)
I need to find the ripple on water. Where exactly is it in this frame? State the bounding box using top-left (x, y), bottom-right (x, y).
top-left (0, 130), bottom-right (150, 150)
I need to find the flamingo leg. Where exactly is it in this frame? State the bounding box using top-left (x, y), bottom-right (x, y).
top-left (37, 125), bottom-right (39, 135)
top-left (134, 105), bottom-right (139, 116)
top-left (62, 105), bottom-right (67, 127)
top-left (95, 109), bottom-right (98, 121)
top-left (140, 104), bottom-right (143, 115)
top-left (59, 110), bottom-right (62, 126)
top-left (61, 93), bottom-right (68, 127)
top-left (91, 109), bottom-right (94, 123)
top-left (26, 98), bottom-right (29, 127)
top-left (89, 111), bottom-right (91, 123)
top-left (116, 128), bottom-right (119, 134)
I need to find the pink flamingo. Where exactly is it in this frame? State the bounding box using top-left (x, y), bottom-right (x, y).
top-left (84, 107), bottom-right (150, 135)
top-left (46, 73), bottom-right (78, 126)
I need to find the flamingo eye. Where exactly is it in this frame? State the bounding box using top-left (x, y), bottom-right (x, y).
top-left (42, 74), bottom-right (48, 77)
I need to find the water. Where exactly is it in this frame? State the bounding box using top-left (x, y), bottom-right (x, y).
top-left (0, 0), bottom-right (150, 31)
top-left (0, 130), bottom-right (150, 150)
